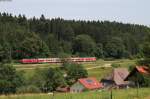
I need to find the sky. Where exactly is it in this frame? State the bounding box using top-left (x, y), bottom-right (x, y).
top-left (0, 0), bottom-right (149, 26)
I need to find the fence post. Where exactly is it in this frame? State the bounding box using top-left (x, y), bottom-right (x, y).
top-left (136, 82), bottom-right (139, 98)
top-left (52, 91), bottom-right (55, 99)
top-left (110, 90), bottom-right (113, 99)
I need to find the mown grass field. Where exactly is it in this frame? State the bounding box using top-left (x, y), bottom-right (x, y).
top-left (0, 88), bottom-right (149, 99)
top-left (13, 59), bottom-right (136, 70)
top-left (13, 59), bottom-right (136, 80)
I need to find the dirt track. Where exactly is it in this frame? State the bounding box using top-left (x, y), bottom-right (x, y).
top-left (86, 63), bottom-right (111, 70)
top-left (14, 63), bottom-right (112, 70)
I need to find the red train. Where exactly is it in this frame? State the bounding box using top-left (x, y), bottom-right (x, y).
top-left (19, 57), bottom-right (96, 64)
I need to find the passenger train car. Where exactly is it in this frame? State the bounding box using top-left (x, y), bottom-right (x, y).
top-left (19, 57), bottom-right (96, 64)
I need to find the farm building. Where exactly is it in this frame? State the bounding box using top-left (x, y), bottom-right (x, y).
top-left (70, 77), bottom-right (103, 93)
top-left (125, 66), bottom-right (150, 87)
top-left (56, 86), bottom-right (70, 92)
top-left (101, 68), bottom-right (130, 89)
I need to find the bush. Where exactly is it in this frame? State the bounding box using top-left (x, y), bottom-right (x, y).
top-left (43, 68), bottom-right (67, 92)
top-left (111, 63), bottom-right (120, 68)
top-left (128, 65), bottom-right (136, 71)
top-left (65, 63), bottom-right (88, 85)
top-left (16, 85), bottom-right (41, 94)
top-left (103, 58), bottom-right (115, 61)
top-left (0, 63), bottom-right (24, 94)
top-left (137, 58), bottom-right (150, 66)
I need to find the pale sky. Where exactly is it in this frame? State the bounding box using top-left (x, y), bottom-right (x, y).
top-left (0, 0), bottom-right (149, 26)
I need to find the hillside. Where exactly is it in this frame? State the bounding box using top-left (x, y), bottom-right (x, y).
top-left (0, 13), bottom-right (150, 62)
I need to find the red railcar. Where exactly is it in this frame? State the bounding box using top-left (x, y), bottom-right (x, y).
top-left (20, 59), bottom-right (38, 63)
top-left (20, 57), bottom-right (96, 64)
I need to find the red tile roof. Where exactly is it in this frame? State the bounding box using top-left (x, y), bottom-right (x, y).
top-left (136, 66), bottom-right (150, 75)
top-left (78, 77), bottom-right (103, 90)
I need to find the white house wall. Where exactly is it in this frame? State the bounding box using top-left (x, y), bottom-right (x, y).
top-left (70, 82), bottom-right (85, 93)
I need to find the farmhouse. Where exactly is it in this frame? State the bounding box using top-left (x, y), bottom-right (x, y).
top-left (125, 66), bottom-right (150, 87)
top-left (101, 68), bottom-right (129, 89)
top-left (70, 77), bottom-right (103, 93)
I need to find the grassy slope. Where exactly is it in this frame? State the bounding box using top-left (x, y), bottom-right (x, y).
top-left (13, 59), bottom-right (136, 70)
top-left (0, 88), bottom-right (149, 99)
top-left (13, 59), bottom-right (136, 80)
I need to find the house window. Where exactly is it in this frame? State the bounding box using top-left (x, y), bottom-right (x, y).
top-left (73, 89), bottom-right (75, 92)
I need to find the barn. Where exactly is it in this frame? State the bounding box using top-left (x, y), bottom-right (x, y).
top-left (125, 66), bottom-right (150, 87)
top-left (101, 68), bottom-right (130, 89)
top-left (70, 77), bottom-right (103, 93)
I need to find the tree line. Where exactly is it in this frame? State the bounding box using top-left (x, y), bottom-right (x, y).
top-left (0, 12), bottom-right (150, 62)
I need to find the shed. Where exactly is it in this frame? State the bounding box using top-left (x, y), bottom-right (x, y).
top-left (56, 86), bottom-right (70, 92)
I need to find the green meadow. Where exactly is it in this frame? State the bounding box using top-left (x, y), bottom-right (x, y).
top-left (13, 59), bottom-right (136, 80)
top-left (2, 59), bottom-right (148, 99)
top-left (0, 88), bottom-right (149, 99)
